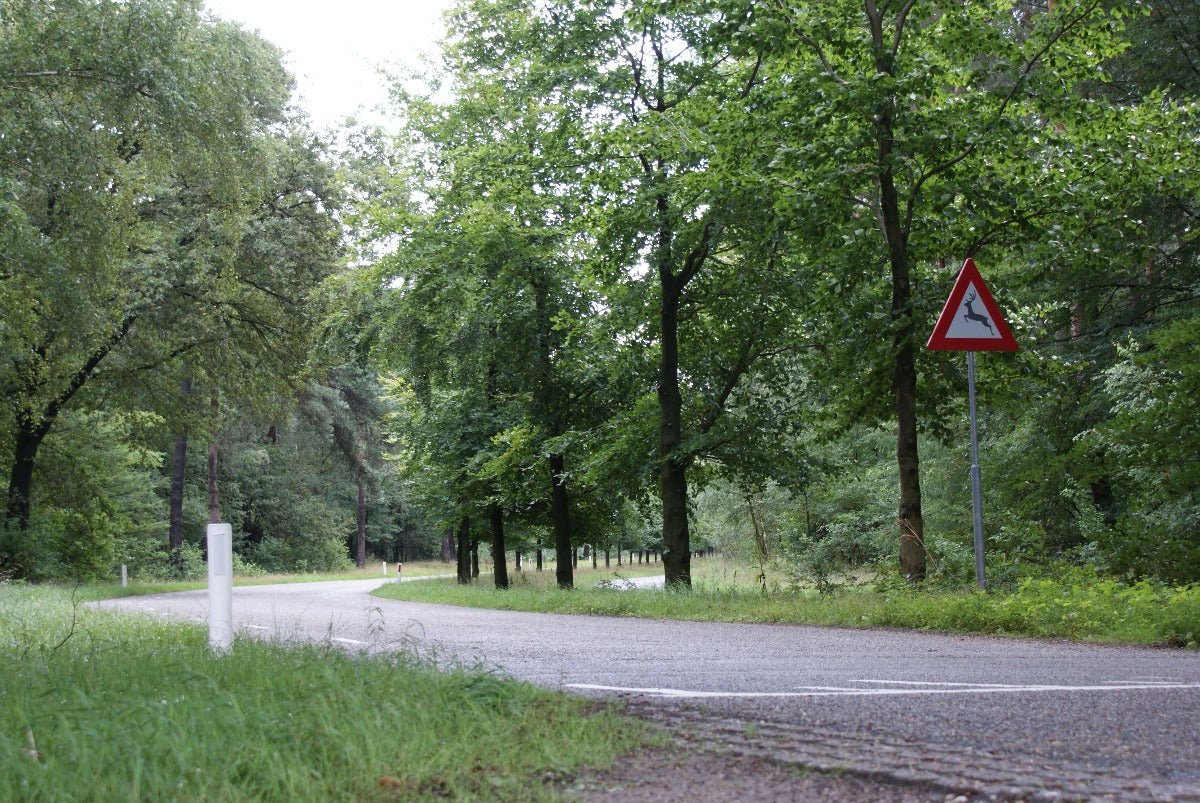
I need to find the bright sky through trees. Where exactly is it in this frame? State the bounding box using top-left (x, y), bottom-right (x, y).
top-left (204, 0), bottom-right (453, 128)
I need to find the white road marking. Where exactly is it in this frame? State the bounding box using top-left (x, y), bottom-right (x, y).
top-left (244, 625), bottom-right (270, 631)
top-left (567, 682), bottom-right (1200, 699)
top-left (331, 637), bottom-right (368, 646)
top-left (849, 678), bottom-right (1029, 689)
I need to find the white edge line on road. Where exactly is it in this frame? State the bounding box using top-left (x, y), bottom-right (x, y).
top-left (849, 678), bottom-right (1031, 689)
top-left (331, 637), bottom-right (369, 646)
top-left (244, 625), bottom-right (270, 631)
top-left (566, 683), bottom-right (1200, 699)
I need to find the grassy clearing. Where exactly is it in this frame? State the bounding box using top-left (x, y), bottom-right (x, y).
top-left (375, 561), bottom-right (1200, 648)
top-left (0, 585), bottom-right (647, 801)
top-left (77, 561), bottom-right (455, 601)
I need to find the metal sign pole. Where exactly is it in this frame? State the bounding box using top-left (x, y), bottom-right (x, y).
top-left (967, 351), bottom-right (986, 589)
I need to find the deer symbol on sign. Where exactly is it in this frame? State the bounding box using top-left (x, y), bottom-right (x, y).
top-left (962, 291), bottom-right (995, 335)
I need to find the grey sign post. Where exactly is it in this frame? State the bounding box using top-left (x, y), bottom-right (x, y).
top-left (967, 351), bottom-right (986, 588)
top-left (926, 259), bottom-right (1019, 590)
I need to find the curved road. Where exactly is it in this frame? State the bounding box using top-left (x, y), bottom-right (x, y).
top-left (99, 578), bottom-right (1200, 800)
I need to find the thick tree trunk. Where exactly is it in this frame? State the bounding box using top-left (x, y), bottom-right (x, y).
top-left (471, 539), bottom-right (479, 579)
top-left (489, 504), bottom-right (509, 589)
top-left (659, 274), bottom-right (693, 587)
top-left (894, 343), bottom-right (926, 581)
top-left (3, 418), bottom-right (43, 534)
top-left (549, 453), bottom-right (573, 589)
top-left (3, 316), bottom-right (135, 543)
top-left (536, 547), bottom-right (543, 571)
top-left (441, 527), bottom-right (455, 563)
top-left (355, 467), bottom-right (367, 568)
top-left (456, 516), bottom-right (470, 584)
top-left (870, 23), bottom-right (925, 582)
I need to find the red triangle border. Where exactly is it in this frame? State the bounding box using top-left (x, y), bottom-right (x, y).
top-left (926, 258), bottom-right (1018, 352)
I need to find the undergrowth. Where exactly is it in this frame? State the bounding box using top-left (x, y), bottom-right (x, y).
top-left (374, 566), bottom-right (1199, 648)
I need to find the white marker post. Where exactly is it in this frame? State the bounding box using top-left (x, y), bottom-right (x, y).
top-left (120, 564), bottom-right (128, 588)
top-left (927, 259), bottom-right (1019, 590)
top-left (207, 522), bottom-right (234, 652)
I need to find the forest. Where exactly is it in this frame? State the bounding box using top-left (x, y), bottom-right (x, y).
top-left (1, 0), bottom-right (1197, 593)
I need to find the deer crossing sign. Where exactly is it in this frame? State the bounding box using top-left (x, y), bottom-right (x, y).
top-left (926, 258), bottom-right (1018, 352)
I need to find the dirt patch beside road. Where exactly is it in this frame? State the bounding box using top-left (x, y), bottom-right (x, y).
top-left (566, 699), bottom-right (947, 802)
top-left (567, 746), bottom-right (945, 802)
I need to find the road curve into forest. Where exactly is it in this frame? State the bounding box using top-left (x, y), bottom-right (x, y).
top-left (99, 578), bottom-right (1200, 801)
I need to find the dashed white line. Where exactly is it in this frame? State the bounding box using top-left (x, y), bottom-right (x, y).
top-left (331, 637), bottom-right (368, 646)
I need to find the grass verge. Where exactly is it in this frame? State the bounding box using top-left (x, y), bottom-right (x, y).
top-left (1, 585), bottom-right (647, 801)
top-left (374, 564), bottom-right (1200, 648)
top-left (73, 561), bottom-right (455, 601)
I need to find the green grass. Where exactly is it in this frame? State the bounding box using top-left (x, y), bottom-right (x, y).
top-left (374, 561), bottom-right (1200, 648)
top-left (0, 585), bottom-right (647, 801)
top-left (75, 561), bottom-right (455, 601)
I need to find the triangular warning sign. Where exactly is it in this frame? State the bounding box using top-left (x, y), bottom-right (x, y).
top-left (926, 258), bottom-right (1018, 352)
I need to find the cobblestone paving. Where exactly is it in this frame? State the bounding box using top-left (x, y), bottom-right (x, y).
top-left (622, 701), bottom-right (1200, 802)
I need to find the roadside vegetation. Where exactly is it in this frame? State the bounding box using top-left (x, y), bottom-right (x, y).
top-left (376, 561), bottom-right (1200, 649)
top-left (0, 585), bottom-right (646, 801)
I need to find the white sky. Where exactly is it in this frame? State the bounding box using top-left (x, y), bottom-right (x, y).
top-left (204, 1), bottom-right (456, 129)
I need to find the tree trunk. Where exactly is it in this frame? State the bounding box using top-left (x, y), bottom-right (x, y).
top-left (536, 547), bottom-right (543, 571)
top-left (168, 431), bottom-right (188, 570)
top-left (605, 548), bottom-right (610, 568)
top-left (3, 315), bottom-right (135, 544)
top-left (549, 453), bottom-right (573, 589)
top-left (659, 274), bottom-right (693, 587)
top-left (441, 527), bottom-right (456, 563)
top-left (167, 375), bottom-right (192, 572)
top-left (489, 504), bottom-right (509, 589)
top-left (869, 19), bottom-right (925, 582)
top-left (355, 466), bottom-right (367, 568)
top-left (456, 516), bottom-right (471, 584)
top-left (471, 539), bottom-right (479, 579)
top-left (515, 549), bottom-right (522, 571)
top-left (3, 417), bottom-right (43, 535)
top-left (207, 393), bottom-right (220, 525)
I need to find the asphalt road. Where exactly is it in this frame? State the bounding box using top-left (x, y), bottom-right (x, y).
top-left (98, 578), bottom-right (1200, 800)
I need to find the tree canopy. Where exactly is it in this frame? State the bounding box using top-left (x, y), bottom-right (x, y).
top-left (3, 0), bottom-right (1198, 589)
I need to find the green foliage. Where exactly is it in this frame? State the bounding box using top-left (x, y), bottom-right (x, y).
top-left (4, 0), bottom-right (1199, 591)
top-left (250, 535), bottom-right (352, 575)
top-left (1075, 316), bottom-right (1200, 581)
top-left (0, 411), bottom-right (163, 581)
